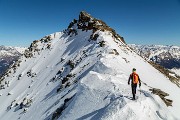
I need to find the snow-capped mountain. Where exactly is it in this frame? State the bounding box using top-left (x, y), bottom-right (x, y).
top-left (0, 46), bottom-right (26, 76)
top-left (128, 44), bottom-right (180, 69)
top-left (0, 11), bottom-right (180, 120)
top-left (0, 46), bottom-right (26, 57)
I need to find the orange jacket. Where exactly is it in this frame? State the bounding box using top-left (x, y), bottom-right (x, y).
top-left (128, 72), bottom-right (141, 85)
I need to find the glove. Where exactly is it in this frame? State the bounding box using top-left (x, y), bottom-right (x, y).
top-left (128, 82), bottom-right (130, 85)
top-left (139, 83), bottom-right (141, 87)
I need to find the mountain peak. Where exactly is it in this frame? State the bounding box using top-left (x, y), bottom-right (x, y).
top-left (67, 11), bottom-right (126, 44)
top-left (79, 11), bottom-right (93, 22)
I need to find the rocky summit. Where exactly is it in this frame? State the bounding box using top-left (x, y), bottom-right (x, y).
top-left (68, 11), bottom-right (126, 43)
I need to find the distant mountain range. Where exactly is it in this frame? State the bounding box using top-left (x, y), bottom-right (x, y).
top-left (129, 44), bottom-right (180, 69)
top-left (0, 46), bottom-right (26, 76)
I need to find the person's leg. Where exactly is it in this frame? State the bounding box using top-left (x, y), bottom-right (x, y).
top-left (131, 84), bottom-right (134, 94)
top-left (134, 84), bottom-right (137, 94)
top-left (133, 94), bottom-right (135, 99)
top-left (132, 84), bottom-right (136, 100)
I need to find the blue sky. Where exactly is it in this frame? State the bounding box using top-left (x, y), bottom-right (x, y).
top-left (0, 0), bottom-right (180, 47)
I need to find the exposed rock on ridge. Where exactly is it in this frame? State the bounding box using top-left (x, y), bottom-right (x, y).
top-left (68, 11), bottom-right (126, 43)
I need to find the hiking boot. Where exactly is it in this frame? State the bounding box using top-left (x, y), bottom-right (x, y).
top-left (133, 94), bottom-right (135, 100)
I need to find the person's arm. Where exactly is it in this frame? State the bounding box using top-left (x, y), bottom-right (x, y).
top-left (128, 74), bottom-right (131, 85)
top-left (138, 75), bottom-right (141, 87)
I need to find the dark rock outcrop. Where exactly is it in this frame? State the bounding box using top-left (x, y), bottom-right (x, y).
top-left (150, 88), bottom-right (173, 106)
top-left (67, 11), bottom-right (126, 44)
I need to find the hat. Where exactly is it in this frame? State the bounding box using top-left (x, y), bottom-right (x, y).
top-left (132, 68), bottom-right (136, 71)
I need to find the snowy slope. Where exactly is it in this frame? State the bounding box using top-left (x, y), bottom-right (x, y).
top-left (0, 11), bottom-right (180, 120)
top-left (14, 47), bottom-right (26, 54)
top-left (171, 68), bottom-right (180, 76)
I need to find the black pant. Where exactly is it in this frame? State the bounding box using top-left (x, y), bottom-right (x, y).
top-left (131, 83), bottom-right (137, 99)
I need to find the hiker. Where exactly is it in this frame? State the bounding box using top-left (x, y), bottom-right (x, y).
top-left (128, 68), bottom-right (141, 100)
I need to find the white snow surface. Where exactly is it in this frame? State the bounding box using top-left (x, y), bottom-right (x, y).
top-left (14, 47), bottom-right (26, 54)
top-left (0, 29), bottom-right (179, 120)
top-left (170, 68), bottom-right (180, 76)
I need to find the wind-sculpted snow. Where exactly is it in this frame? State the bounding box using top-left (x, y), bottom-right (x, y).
top-left (59, 56), bottom-right (176, 120)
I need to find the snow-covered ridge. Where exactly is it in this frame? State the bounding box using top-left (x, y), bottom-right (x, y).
top-left (0, 12), bottom-right (179, 120)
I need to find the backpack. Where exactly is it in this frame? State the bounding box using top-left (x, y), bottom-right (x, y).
top-left (131, 73), bottom-right (139, 84)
